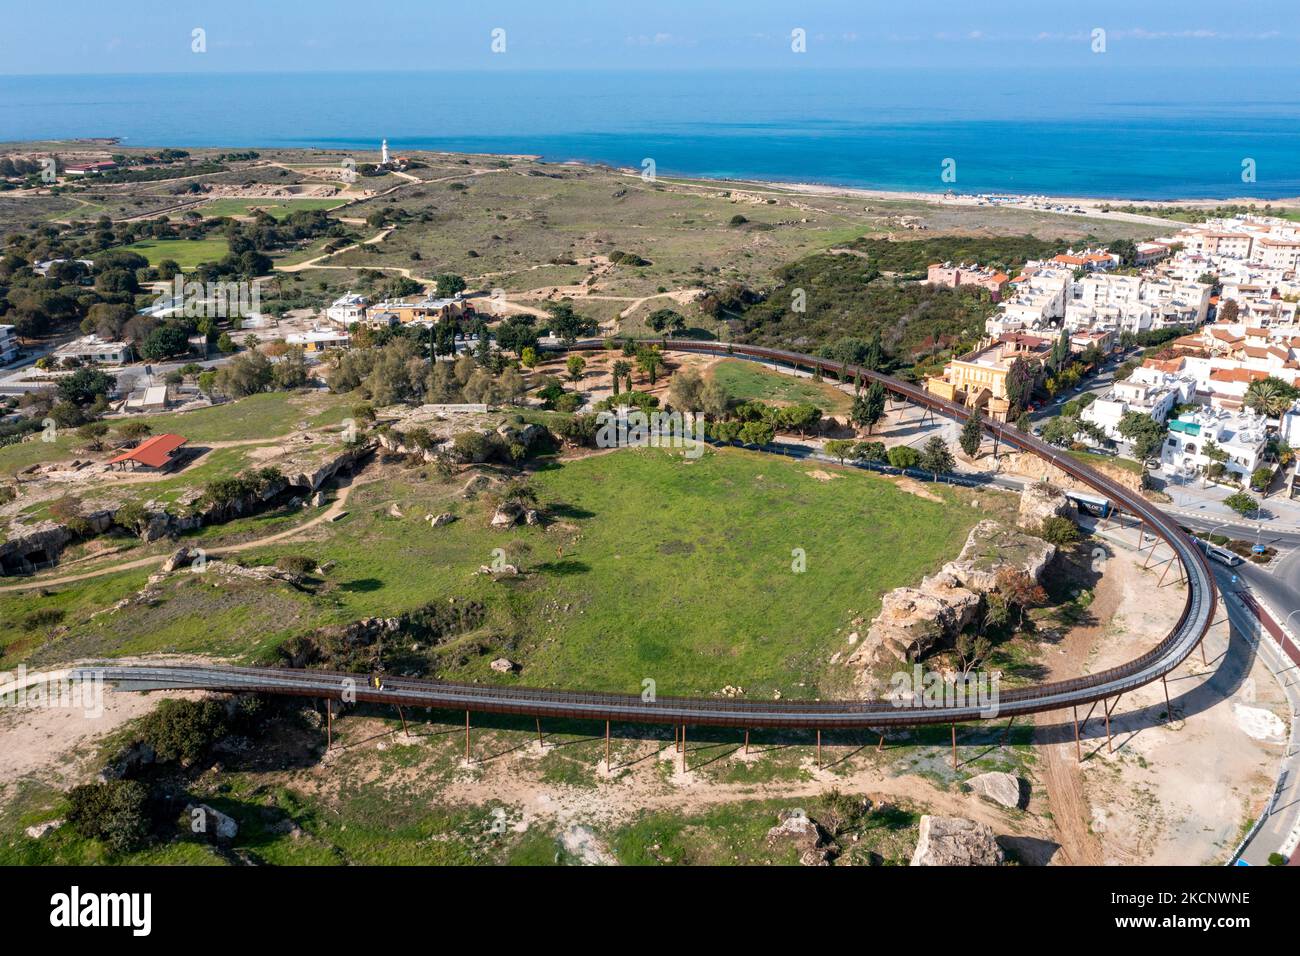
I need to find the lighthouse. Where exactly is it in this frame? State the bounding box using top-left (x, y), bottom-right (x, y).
top-left (381, 139), bottom-right (390, 166)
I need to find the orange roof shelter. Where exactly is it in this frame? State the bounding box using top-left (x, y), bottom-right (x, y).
top-left (106, 433), bottom-right (187, 471)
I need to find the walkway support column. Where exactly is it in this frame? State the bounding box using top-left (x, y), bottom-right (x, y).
top-left (465, 710), bottom-right (471, 763)
top-left (536, 717), bottom-right (543, 750)
top-left (605, 720), bottom-right (611, 770)
top-left (744, 729), bottom-right (749, 755)
top-left (1072, 706), bottom-right (1081, 763)
top-left (681, 725), bottom-right (687, 774)
top-left (326, 698), bottom-right (332, 751)
top-left (951, 724), bottom-right (957, 770)
top-left (1103, 701), bottom-right (1113, 753)
top-left (816, 730), bottom-right (822, 769)
top-left (396, 704), bottom-right (409, 737)
top-left (1161, 675), bottom-right (1171, 719)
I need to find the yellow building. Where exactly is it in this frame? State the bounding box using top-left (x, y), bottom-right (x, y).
top-left (926, 333), bottom-right (1051, 421)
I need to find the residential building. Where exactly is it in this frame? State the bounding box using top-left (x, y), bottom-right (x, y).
top-left (1081, 366), bottom-right (1194, 442)
top-left (1160, 408), bottom-right (1269, 481)
top-left (286, 328), bottom-right (350, 353)
top-left (926, 262), bottom-right (1009, 301)
top-left (53, 335), bottom-right (132, 366)
top-left (326, 292), bottom-right (370, 326)
top-left (925, 333), bottom-right (1053, 421)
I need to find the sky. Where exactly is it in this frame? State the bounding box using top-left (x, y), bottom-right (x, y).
top-left (2, 0), bottom-right (1299, 74)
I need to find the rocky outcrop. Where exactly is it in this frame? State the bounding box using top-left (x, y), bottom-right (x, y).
top-left (24, 819), bottom-right (63, 839)
top-left (0, 520), bottom-right (72, 574)
top-left (428, 512), bottom-right (455, 527)
top-left (845, 520), bottom-right (1055, 677)
top-left (967, 771), bottom-right (1024, 809)
top-left (490, 657), bottom-right (518, 673)
top-left (847, 574), bottom-right (980, 667)
top-left (766, 808), bottom-right (833, 866)
top-left (1017, 481), bottom-right (1075, 531)
top-left (491, 502), bottom-right (524, 528)
top-left (941, 521), bottom-right (1055, 594)
top-left (910, 815), bottom-right (1004, 866)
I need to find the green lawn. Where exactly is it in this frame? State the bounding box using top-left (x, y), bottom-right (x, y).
top-left (7, 446), bottom-right (983, 697)
top-left (0, 391), bottom-right (350, 478)
top-left (709, 358), bottom-right (853, 414)
top-left (200, 198), bottom-right (347, 220)
top-left (109, 237), bottom-right (231, 269)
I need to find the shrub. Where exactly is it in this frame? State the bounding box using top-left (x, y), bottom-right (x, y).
top-left (137, 698), bottom-right (229, 766)
top-left (22, 607), bottom-right (65, 631)
top-left (1037, 515), bottom-right (1080, 546)
top-left (65, 780), bottom-right (151, 854)
top-left (887, 445), bottom-right (919, 469)
top-left (276, 554), bottom-right (318, 576)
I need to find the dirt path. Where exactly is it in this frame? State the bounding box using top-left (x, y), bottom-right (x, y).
top-left (1029, 546), bottom-right (1125, 866)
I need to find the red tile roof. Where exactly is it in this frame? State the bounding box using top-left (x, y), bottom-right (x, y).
top-left (106, 433), bottom-right (187, 468)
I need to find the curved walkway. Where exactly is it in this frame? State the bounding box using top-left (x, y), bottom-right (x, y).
top-left (76, 340), bottom-right (1216, 731)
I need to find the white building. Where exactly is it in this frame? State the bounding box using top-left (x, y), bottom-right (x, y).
top-left (1082, 366), bottom-right (1194, 442)
top-left (326, 292), bottom-right (369, 326)
top-left (1161, 408), bottom-right (1270, 482)
top-left (286, 328), bottom-right (350, 353)
top-left (0, 324), bottom-right (18, 365)
top-left (53, 335), bottom-right (132, 366)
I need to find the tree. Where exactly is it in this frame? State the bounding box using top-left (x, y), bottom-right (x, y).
top-left (667, 367), bottom-right (704, 412)
top-left (1250, 466), bottom-right (1273, 493)
top-left (918, 436), bottom-right (955, 480)
top-left (566, 354), bottom-right (586, 383)
top-left (647, 308), bottom-right (687, 335)
top-left (955, 633), bottom-right (992, 675)
top-left (636, 347), bottom-right (665, 386)
top-left (854, 440), bottom-right (887, 462)
top-left (545, 302), bottom-right (593, 345)
top-left (76, 421), bottom-right (110, 450)
top-left (1014, 411), bottom-right (1032, 433)
top-left (611, 360), bottom-right (631, 396)
top-left (1216, 298), bottom-right (1239, 324)
top-left (1224, 490), bottom-right (1259, 518)
top-left (1117, 411), bottom-right (1166, 462)
top-left (1243, 376), bottom-right (1299, 419)
top-left (887, 445), bottom-right (919, 469)
top-left (699, 379), bottom-right (730, 420)
top-left (959, 407), bottom-right (983, 458)
top-left (738, 421), bottom-right (775, 446)
top-left (520, 346), bottom-right (539, 369)
top-left (825, 439), bottom-right (856, 464)
top-left (435, 274), bottom-right (467, 297)
top-left (212, 351), bottom-right (273, 397)
top-left (995, 567), bottom-right (1048, 629)
top-left (139, 324), bottom-right (191, 361)
top-left (1004, 357), bottom-right (1036, 415)
top-left (57, 368), bottom-right (116, 407)
top-left (851, 380), bottom-right (886, 434)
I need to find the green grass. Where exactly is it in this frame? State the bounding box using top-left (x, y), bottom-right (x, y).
top-left (108, 237), bottom-right (231, 269)
top-left (709, 358), bottom-right (853, 414)
top-left (7, 446), bottom-right (985, 698)
top-left (200, 198), bottom-right (347, 219)
top-left (1067, 449), bottom-right (1143, 476)
top-left (0, 391), bottom-right (349, 478)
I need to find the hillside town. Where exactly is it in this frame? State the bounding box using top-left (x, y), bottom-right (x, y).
top-left (925, 215), bottom-right (1300, 501)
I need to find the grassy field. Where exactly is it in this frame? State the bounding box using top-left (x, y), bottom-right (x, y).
top-left (5, 446), bottom-right (986, 697)
top-left (108, 237), bottom-right (231, 268)
top-left (708, 358), bottom-right (853, 414)
top-left (200, 198), bottom-right (347, 219)
top-left (0, 390), bottom-right (350, 478)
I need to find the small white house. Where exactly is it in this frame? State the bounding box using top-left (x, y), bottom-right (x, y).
top-left (326, 292), bottom-right (369, 326)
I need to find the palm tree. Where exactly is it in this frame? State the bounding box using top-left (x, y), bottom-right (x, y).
top-left (1244, 377), bottom-right (1295, 419)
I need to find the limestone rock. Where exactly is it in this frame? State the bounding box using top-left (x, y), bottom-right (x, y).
top-left (187, 803), bottom-right (238, 841)
top-left (1017, 481), bottom-right (1075, 531)
top-left (910, 815), bottom-right (1004, 866)
top-left (766, 808), bottom-right (832, 866)
top-left (161, 546), bottom-right (200, 573)
top-left (491, 503), bottom-right (523, 528)
top-left (967, 771), bottom-right (1024, 809)
top-left (428, 512), bottom-right (455, 527)
top-left (490, 658), bottom-right (517, 673)
top-left (24, 819), bottom-right (62, 839)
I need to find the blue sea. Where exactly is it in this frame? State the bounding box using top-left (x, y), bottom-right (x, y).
top-left (3, 67), bottom-right (1300, 200)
